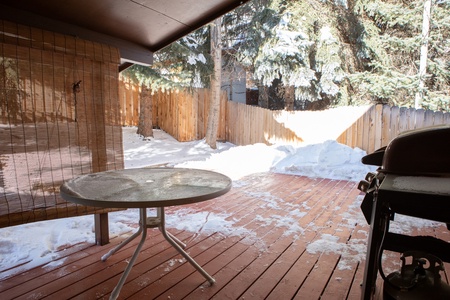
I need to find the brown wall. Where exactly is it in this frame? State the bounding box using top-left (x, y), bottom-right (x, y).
top-left (0, 20), bottom-right (124, 227)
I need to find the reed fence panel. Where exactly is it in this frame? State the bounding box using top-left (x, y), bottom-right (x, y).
top-left (0, 20), bottom-right (124, 228)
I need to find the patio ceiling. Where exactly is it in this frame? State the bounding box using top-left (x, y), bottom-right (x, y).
top-left (0, 0), bottom-right (249, 66)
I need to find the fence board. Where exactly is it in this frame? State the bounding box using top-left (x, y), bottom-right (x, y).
top-left (381, 105), bottom-right (391, 147)
top-left (415, 109), bottom-right (425, 129)
top-left (445, 112), bottom-right (450, 124)
top-left (363, 106), bottom-right (371, 152)
top-left (132, 84), bottom-right (139, 125)
top-left (391, 106), bottom-right (400, 143)
top-left (373, 105), bottom-right (382, 150)
top-left (435, 111), bottom-right (444, 125)
top-left (398, 107), bottom-right (408, 135)
top-left (423, 109), bottom-right (435, 127)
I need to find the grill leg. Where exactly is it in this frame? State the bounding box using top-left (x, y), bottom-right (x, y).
top-left (361, 192), bottom-right (388, 300)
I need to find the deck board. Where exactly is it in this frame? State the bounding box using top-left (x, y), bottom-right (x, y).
top-left (1, 172), bottom-right (449, 300)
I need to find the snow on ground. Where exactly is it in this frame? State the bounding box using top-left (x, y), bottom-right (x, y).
top-left (0, 126), bottom-right (443, 278)
top-left (123, 126), bottom-right (373, 182)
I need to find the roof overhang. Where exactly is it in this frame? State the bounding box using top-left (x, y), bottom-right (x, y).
top-left (0, 0), bottom-right (249, 66)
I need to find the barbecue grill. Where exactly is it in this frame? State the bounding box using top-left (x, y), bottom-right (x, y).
top-left (358, 125), bottom-right (450, 300)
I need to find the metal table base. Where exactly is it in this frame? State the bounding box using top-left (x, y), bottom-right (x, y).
top-left (103, 207), bottom-right (215, 300)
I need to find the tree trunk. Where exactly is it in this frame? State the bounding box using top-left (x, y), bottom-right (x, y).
top-left (415, 0), bottom-right (431, 109)
top-left (137, 84), bottom-right (153, 139)
top-left (284, 85), bottom-right (295, 110)
top-left (205, 17), bottom-right (222, 149)
top-left (258, 84), bottom-right (269, 108)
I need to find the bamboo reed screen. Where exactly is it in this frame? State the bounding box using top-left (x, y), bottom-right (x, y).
top-left (0, 20), bottom-right (124, 228)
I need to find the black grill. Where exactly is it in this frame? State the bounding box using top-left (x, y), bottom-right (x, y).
top-left (357, 125), bottom-right (450, 299)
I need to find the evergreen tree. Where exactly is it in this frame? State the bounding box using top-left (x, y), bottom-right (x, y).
top-left (221, 0), bottom-right (278, 108)
top-left (122, 27), bottom-right (213, 92)
top-left (123, 0), bottom-right (450, 112)
top-left (228, 0), bottom-right (348, 109)
top-left (351, 0), bottom-right (450, 110)
top-left (228, 0), bottom-right (449, 111)
top-left (121, 27), bottom-right (214, 138)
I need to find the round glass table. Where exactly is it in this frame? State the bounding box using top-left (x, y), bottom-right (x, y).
top-left (60, 167), bottom-right (232, 300)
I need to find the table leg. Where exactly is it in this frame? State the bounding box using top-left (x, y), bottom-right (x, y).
top-left (109, 208), bottom-right (148, 300)
top-left (154, 207), bottom-right (186, 248)
top-left (106, 207), bottom-right (215, 300)
top-left (101, 227), bottom-right (143, 261)
top-left (158, 207), bottom-right (215, 285)
top-left (166, 231), bottom-right (186, 248)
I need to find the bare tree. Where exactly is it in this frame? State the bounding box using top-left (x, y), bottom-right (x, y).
top-left (205, 17), bottom-right (222, 149)
top-left (415, 0), bottom-right (432, 109)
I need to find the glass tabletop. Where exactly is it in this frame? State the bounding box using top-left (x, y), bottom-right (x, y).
top-left (60, 168), bottom-right (232, 208)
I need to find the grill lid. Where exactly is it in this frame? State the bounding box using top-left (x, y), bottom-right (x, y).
top-left (380, 125), bottom-right (450, 177)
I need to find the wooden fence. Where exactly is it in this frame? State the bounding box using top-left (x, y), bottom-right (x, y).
top-left (118, 81), bottom-right (450, 154)
top-left (153, 88), bottom-right (228, 141)
top-left (119, 80), bottom-right (227, 141)
top-left (226, 101), bottom-right (305, 145)
top-left (337, 104), bottom-right (450, 154)
top-left (119, 80), bottom-right (140, 126)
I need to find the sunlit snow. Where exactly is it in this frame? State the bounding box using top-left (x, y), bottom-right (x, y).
top-left (0, 126), bottom-right (443, 279)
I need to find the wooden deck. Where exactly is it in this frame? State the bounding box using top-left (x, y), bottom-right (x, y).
top-left (1, 172), bottom-right (449, 299)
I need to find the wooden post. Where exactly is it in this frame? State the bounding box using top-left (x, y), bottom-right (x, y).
top-left (89, 59), bottom-right (109, 245)
top-left (95, 213), bottom-right (109, 245)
